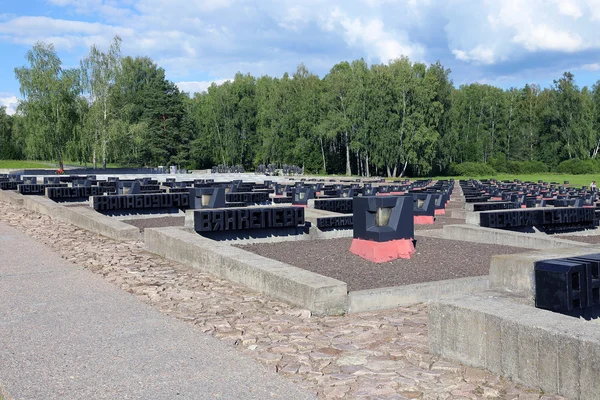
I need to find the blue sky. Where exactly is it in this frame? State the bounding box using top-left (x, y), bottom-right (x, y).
top-left (1, 0), bottom-right (600, 114)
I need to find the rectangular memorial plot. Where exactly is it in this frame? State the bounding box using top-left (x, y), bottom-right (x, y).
top-left (313, 198), bottom-right (353, 213)
top-left (225, 192), bottom-right (270, 204)
top-left (480, 208), bottom-right (596, 233)
top-left (472, 202), bottom-right (520, 212)
top-left (237, 236), bottom-right (526, 291)
top-left (0, 181), bottom-right (23, 190)
top-left (194, 207), bottom-right (305, 232)
top-left (18, 183), bottom-right (68, 195)
top-left (47, 186), bottom-right (107, 200)
top-left (91, 193), bottom-right (190, 211)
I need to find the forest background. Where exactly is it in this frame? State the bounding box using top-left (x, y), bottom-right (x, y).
top-left (2, 36), bottom-right (600, 178)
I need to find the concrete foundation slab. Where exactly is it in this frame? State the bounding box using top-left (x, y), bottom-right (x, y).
top-left (144, 227), bottom-right (348, 315)
top-left (347, 276), bottom-right (489, 313)
top-left (429, 292), bottom-right (600, 399)
top-left (442, 224), bottom-right (586, 250)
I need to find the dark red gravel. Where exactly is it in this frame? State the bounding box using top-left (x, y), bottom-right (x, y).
top-left (122, 216), bottom-right (185, 232)
top-left (237, 236), bottom-right (526, 291)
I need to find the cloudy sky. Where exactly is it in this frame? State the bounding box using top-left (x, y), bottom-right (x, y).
top-left (1, 0), bottom-right (600, 114)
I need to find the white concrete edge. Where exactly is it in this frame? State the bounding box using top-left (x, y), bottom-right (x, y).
top-left (348, 276), bottom-right (490, 313)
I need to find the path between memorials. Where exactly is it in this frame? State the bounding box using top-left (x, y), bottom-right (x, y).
top-left (0, 221), bottom-right (313, 400)
top-left (0, 201), bottom-right (564, 399)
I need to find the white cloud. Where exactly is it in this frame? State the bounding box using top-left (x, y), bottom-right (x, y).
top-left (581, 63), bottom-right (600, 71)
top-left (447, 0), bottom-right (600, 65)
top-left (0, 16), bottom-right (132, 50)
top-left (326, 7), bottom-right (424, 63)
top-left (553, 0), bottom-right (583, 19)
top-left (513, 25), bottom-right (584, 52)
top-left (176, 79), bottom-right (231, 94)
top-left (586, 0), bottom-right (600, 20)
top-left (0, 0), bottom-right (599, 92)
top-left (452, 45), bottom-right (496, 64)
top-left (0, 96), bottom-right (19, 115)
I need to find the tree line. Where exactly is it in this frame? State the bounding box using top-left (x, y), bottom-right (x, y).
top-left (1, 36), bottom-right (600, 176)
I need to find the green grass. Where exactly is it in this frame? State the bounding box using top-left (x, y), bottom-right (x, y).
top-left (0, 160), bottom-right (55, 169)
top-left (0, 159), bottom-right (126, 169)
top-left (428, 173), bottom-right (596, 187)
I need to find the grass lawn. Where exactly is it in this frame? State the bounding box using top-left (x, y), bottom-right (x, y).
top-left (0, 160), bottom-right (54, 169)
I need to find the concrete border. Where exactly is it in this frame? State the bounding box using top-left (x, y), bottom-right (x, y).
top-left (6, 194), bottom-right (140, 241)
top-left (429, 292), bottom-right (600, 400)
top-left (144, 226), bottom-right (348, 315)
top-left (347, 276), bottom-right (489, 313)
top-left (442, 224), bottom-right (587, 249)
top-left (61, 206), bottom-right (140, 241)
top-left (0, 190), bottom-right (24, 206)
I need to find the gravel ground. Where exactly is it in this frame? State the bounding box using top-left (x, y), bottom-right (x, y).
top-left (555, 234), bottom-right (600, 245)
top-left (122, 216), bottom-right (185, 232)
top-left (238, 236), bottom-right (525, 291)
top-left (415, 214), bottom-right (465, 230)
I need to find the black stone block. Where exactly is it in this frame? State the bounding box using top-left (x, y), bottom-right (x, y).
top-left (190, 187), bottom-right (226, 209)
top-left (194, 207), bottom-right (305, 232)
top-left (535, 259), bottom-right (586, 312)
top-left (316, 215), bottom-right (353, 229)
top-left (18, 183), bottom-right (67, 195)
top-left (292, 188), bottom-right (315, 205)
top-left (92, 193), bottom-right (190, 211)
top-left (412, 193), bottom-right (435, 217)
top-left (352, 196), bottom-right (413, 242)
top-left (313, 198), bottom-right (353, 213)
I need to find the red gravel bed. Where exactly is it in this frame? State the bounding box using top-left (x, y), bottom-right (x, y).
top-left (237, 236), bottom-right (526, 291)
top-left (122, 216), bottom-right (185, 232)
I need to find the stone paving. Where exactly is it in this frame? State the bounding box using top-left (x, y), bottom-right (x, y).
top-left (0, 200), bottom-right (565, 399)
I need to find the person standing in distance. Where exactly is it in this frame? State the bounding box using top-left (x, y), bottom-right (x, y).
top-left (591, 180), bottom-right (597, 192)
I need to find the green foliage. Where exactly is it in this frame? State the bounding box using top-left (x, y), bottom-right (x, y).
top-left (0, 160), bottom-right (53, 168)
top-left (556, 158), bottom-right (600, 174)
top-left (8, 38), bottom-right (600, 176)
top-left (488, 156), bottom-right (549, 174)
top-left (449, 162), bottom-right (497, 176)
top-left (0, 107), bottom-right (20, 159)
top-left (14, 42), bottom-right (82, 170)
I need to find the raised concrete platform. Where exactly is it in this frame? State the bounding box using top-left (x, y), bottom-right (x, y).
top-left (62, 206), bottom-right (140, 241)
top-left (466, 210), bottom-right (482, 225)
top-left (17, 195), bottom-right (140, 241)
top-left (450, 209), bottom-right (467, 219)
top-left (144, 226), bottom-right (348, 315)
top-left (429, 292), bottom-right (600, 400)
top-left (348, 276), bottom-right (489, 313)
top-left (442, 224), bottom-right (587, 250)
top-left (0, 189), bottom-right (24, 206)
top-left (489, 246), bottom-right (600, 301)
